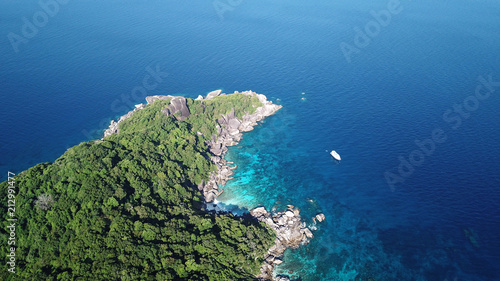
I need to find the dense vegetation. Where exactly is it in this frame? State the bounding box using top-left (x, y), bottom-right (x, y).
top-left (185, 92), bottom-right (261, 138)
top-left (0, 93), bottom-right (275, 280)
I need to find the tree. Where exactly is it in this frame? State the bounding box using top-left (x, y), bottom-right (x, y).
top-left (34, 193), bottom-right (54, 211)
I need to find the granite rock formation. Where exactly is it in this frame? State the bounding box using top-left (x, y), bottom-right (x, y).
top-left (250, 206), bottom-right (318, 281)
top-left (103, 104), bottom-right (145, 138)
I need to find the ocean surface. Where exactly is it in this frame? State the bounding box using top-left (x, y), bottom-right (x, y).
top-left (1, 0), bottom-right (500, 280)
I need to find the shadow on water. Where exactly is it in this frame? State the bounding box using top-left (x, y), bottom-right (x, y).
top-left (205, 201), bottom-right (252, 216)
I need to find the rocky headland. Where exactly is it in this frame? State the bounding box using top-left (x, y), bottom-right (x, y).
top-left (250, 205), bottom-right (316, 281)
top-left (104, 90), bottom-right (325, 281)
top-left (195, 90), bottom-right (283, 203)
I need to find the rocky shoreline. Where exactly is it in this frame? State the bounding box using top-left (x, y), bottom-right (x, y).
top-left (250, 205), bottom-right (317, 281)
top-left (103, 90), bottom-right (325, 281)
top-left (103, 104), bottom-right (145, 138)
top-left (196, 90), bottom-right (283, 204)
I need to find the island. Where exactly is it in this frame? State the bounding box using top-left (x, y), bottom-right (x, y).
top-left (0, 90), bottom-right (323, 280)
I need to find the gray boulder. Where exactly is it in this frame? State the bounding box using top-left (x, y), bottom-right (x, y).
top-left (205, 89), bottom-right (222, 100)
top-left (162, 96), bottom-right (190, 121)
top-left (145, 95), bottom-right (172, 104)
top-left (209, 142), bottom-right (223, 156)
top-left (315, 213), bottom-right (326, 222)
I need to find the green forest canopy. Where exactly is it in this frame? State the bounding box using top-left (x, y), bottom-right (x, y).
top-left (0, 93), bottom-right (275, 280)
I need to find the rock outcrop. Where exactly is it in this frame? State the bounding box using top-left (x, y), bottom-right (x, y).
top-left (146, 95), bottom-right (190, 121)
top-left (160, 96), bottom-right (190, 121)
top-left (104, 95), bottom-right (192, 138)
top-left (250, 206), bottom-right (315, 281)
top-left (315, 213), bottom-right (326, 223)
top-left (238, 92), bottom-right (284, 132)
top-left (145, 95), bottom-right (171, 104)
top-left (103, 104), bottom-right (145, 138)
top-left (193, 89), bottom-right (223, 101)
top-left (205, 89), bottom-right (222, 100)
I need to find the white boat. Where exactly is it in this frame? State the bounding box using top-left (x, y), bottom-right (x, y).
top-left (330, 150), bottom-right (341, 161)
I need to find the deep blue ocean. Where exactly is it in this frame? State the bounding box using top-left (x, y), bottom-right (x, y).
top-left (1, 0), bottom-right (499, 280)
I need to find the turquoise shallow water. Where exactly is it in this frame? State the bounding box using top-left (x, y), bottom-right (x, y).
top-left (219, 87), bottom-right (500, 280)
top-left (1, 0), bottom-right (500, 280)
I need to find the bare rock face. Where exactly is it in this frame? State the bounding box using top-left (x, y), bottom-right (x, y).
top-left (145, 95), bottom-right (191, 121)
top-left (205, 89), bottom-right (222, 100)
top-left (159, 96), bottom-right (191, 121)
top-left (228, 118), bottom-right (241, 131)
top-left (209, 142), bottom-right (224, 156)
top-left (216, 108), bottom-right (243, 137)
top-left (145, 95), bottom-right (172, 104)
